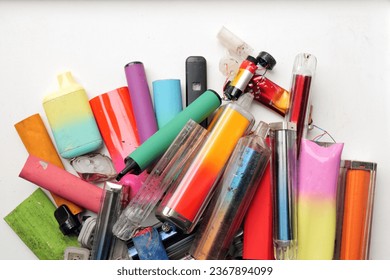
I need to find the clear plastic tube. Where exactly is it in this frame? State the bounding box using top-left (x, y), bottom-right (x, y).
top-left (286, 53), bottom-right (317, 154)
top-left (156, 93), bottom-right (255, 234)
top-left (269, 122), bottom-right (297, 260)
top-left (112, 120), bottom-right (208, 241)
top-left (189, 121), bottom-right (271, 260)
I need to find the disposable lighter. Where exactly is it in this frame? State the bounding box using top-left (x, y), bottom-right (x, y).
top-left (156, 93), bottom-right (255, 234)
top-left (42, 72), bottom-right (103, 158)
top-left (297, 139), bottom-right (344, 260)
top-left (269, 122), bottom-right (297, 260)
top-left (335, 160), bottom-right (377, 260)
top-left (189, 121), bottom-right (271, 260)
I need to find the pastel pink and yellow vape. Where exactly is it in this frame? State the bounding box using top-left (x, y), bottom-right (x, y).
top-left (43, 72), bottom-right (103, 159)
top-left (336, 160), bottom-right (377, 260)
top-left (297, 139), bottom-right (344, 260)
top-left (14, 113), bottom-right (83, 215)
top-left (90, 86), bottom-right (145, 197)
top-left (156, 93), bottom-right (255, 234)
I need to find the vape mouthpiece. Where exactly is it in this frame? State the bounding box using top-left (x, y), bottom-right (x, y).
top-left (116, 159), bottom-right (141, 181)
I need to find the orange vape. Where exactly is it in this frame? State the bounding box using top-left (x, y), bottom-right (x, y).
top-left (335, 160), bottom-right (377, 260)
top-left (156, 93), bottom-right (255, 234)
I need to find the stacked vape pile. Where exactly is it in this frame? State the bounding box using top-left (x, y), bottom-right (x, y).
top-left (7, 26), bottom-right (376, 260)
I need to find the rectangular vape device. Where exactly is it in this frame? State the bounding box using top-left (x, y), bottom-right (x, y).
top-left (4, 189), bottom-right (79, 260)
top-left (43, 72), bottom-right (103, 159)
top-left (335, 160), bottom-right (377, 260)
top-left (297, 139), bottom-right (344, 260)
top-left (186, 56), bottom-right (208, 127)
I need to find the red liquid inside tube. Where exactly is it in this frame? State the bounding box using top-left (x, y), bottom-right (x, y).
top-left (287, 74), bottom-right (312, 152)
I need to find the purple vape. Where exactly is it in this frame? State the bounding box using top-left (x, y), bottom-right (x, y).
top-left (124, 62), bottom-right (158, 143)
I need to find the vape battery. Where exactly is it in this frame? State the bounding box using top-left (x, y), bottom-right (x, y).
top-left (223, 55), bottom-right (259, 100)
top-left (269, 122), bottom-right (297, 260)
top-left (42, 72), bottom-right (103, 158)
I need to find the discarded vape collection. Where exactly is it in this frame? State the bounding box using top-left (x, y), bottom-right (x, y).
top-left (6, 26), bottom-right (377, 260)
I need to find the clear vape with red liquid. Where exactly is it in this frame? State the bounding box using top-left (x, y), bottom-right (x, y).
top-left (286, 53), bottom-right (317, 153)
